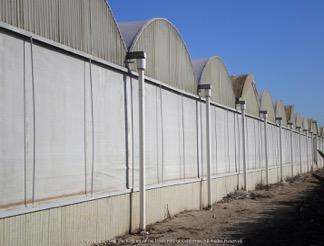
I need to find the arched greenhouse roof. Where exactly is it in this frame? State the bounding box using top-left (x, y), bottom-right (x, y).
top-left (192, 56), bottom-right (236, 108)
top-left (285, 105), bottom-right (296, 128)
top-left (118, 18), bottom-right (197, 94)
top-left (302, 118), bottom-right (309, 131)
top-left (308, 119), bottom-right (318, 134)
top-left (312, 120), bottom-right (318, 135)
top-left (0, 0), bottom-right (126, 65)
top-left (295, 113), bottom-right (303, 129)
top-left (274, 101), bottom-right (288, 126)
top-left (320, 127), bottom-right (324, 137)
top-left (259, 91), bottom-right (275, 123)
top-left (231, 74), bottom-right (260, 117)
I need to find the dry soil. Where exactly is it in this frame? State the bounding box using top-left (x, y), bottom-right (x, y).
top-left (97, 169), bottom-right (324, 246)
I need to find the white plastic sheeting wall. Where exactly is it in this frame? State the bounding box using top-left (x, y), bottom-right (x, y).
top-left (246, 117), bottom-right (264, 170)
top-left (199, 105), bottom-right (238, 176)
top-left (0, 29), bottom-right (317, 214)
top-left (268, 124), bottom-right (280, 167)
top-left (91, 64), bottom-right (127, 193)
top-left (0, 31), bottom-right (26, 208)
top-left (0, 30), bottom-right (128, 210)
top-left (282, 128), bottom-right (291, 166)
top-left (33, 43), bottom-right (87, 200)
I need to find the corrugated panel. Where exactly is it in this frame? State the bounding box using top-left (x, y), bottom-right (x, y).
top-left (0, 194), bottom-right (130, 246)
top-left (58, 0), bottom-right (91, 54)
top-left (22, 0), bottom-right (60, 41)
top-left (0, 0), bottom-right (126, 65)
top-left (90, 0), bottom-right (125, 64)
top-left (96, 194), bottom-right (130, 240)
top-left (0, 0), bottom-right (20, 27)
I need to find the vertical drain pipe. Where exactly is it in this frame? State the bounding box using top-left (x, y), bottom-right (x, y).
top-left (304, 129), bottom-right (309, 172)
top-left (288, 122), bottom-right (294, 176)
top-left (260, 111), bottom-right (269, 186)
top-left (276, 117), bottom-right (283, 182)
top-left (238, 99), bottom-right (247, 190)
top-left (138, 56), bottom-right (146, 232)
top-left (310, 131), bottom-right (314, 172)
top-left (321, 136), bottom-right (322, 168)
top-left (312, 120), bottom-right (318, 169)
top-left (296, 126), bottom-right (302, 174)
top-left (235, 113), bottom-right (240, 189)
top-left (126, 51), bottom-right (147, 232)
top-left (198, 84), bottom-right (212, 209)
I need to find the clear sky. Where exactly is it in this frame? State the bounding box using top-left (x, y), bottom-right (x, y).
top-left (109, 0), bottom-right (324, 126)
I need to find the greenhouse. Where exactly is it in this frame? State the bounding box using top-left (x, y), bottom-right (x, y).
top-left (0, 0), bottom-right (323, 245)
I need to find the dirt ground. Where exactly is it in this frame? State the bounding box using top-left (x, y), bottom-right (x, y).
top-left (98, 169), bottom-right (324, 246)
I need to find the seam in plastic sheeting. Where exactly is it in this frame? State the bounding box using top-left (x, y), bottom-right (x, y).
top-left (30, 37), bottom-right (36, 205)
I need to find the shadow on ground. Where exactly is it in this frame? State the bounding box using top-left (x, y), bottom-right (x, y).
top-left (226, 170), bottom-right (324, 246)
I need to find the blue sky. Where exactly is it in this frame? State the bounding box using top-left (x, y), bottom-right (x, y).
top-left (109, 0), bottom-right (324, 126)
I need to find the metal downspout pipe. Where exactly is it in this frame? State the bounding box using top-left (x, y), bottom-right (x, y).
top-left (296, 126), bottom-right (302, 174)
top-left (304, 130), bottom-right (309, 172)
top-left (260, 111), bottom-right (269, 186)
top-left (288, 122), bottom-right (294, 176)
top-left (310, 131), bottom-right (314, 172)
top-left (126, 51), bottom-right (147, 232)
top-left (238, 99), bottom-right (247, 190)
top-left (198, 84), bottom-right (212, 209)
top-left (138, 57), bottom-right (146, 232)
top-left (313, 120), bottom-right (318, 169)
top-left (276, 117), bottom-right (283, 182)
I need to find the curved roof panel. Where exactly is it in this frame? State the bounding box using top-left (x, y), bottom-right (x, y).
top-left (0, 0), bottom-right (126, 65)
top-left (308, 119), bottom-right (313, 132)
top-left (119, 20), bottom-right (147, 49)
top-left (259, 91), bottom-right (275, 122)
top-left (231, 74), bottom-right (260, 117)
top-left (313, 121), bottom-right (318, 135)
top-left (192, 56), bottom-right (236, 108)
top-left (118, 18), bottom-right (197, 94)
top-left (192, 58), bottom-right (208, 81)
top-left (295, 113), bottom-right (303, 129)
top-left (285, 105), bottom-right (296, 128)
top-left (307, 119), bottom-right (318, 134)
top-left (274, 101), bottom-right (288, 126)
top-left (302, 118), bottom-right (309, 131)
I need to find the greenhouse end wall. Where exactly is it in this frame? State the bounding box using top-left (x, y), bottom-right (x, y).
top-left (0, 25), bottom-right (323, 246)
